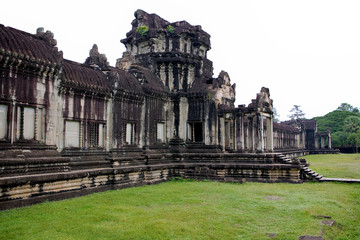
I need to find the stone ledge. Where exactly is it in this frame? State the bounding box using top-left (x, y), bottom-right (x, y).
top-left (0, 160), bottom-right (303, 210)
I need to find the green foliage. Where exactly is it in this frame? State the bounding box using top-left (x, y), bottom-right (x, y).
top-left (166, 24), bottom-right (175, 34)
top-left (331, 131), bottom-right (348, 147)
top-left (136, 25), bottom-right (149, 36)
top-left (1, 179), bottom-right (359, 239)
top-left (313, 105), bottom-right (360, 147)
top-left (337, 102), bottom-right (360, 113)
top-left (314, 110), bottom-right (360, 133)
top-left (347, 131), bottom-right (360, 150)
top-left (344, 116), bottom-right (360, 133)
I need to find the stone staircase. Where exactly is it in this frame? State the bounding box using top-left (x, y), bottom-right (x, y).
top-left (276, 154), bottom-right (325, 181)
top-left (301, 166), bottom-right (323, 181)
top-left (276, 154), bottom-right (298, 165)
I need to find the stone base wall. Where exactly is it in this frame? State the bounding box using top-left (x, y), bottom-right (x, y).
top-left (0, 152), bottom-right (302, 211)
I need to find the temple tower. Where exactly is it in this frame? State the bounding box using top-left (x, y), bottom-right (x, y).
top-left (117, 10), bottom-right (219, 148)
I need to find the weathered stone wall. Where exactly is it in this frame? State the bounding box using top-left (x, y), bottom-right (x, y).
top-left (0, 152), bottom-right (302, 210)
top-left (0, 10), bottom-right (321, 211)
top-left (0, 25), bottom-right (62, 146)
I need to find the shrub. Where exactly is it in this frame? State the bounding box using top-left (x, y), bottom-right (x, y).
top-left (136, 25), bottom-right (148, 36)
top-left (167, 25), bottom-right (175, 34)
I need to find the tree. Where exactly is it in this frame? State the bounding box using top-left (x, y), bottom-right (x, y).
top-left (312, 106), bottom-right (360, 149)
top-left (346, 131), bottom-right (360, 153)
top-left (314, 110), bottom-right (360, 133)
top-left (288, 105), bottom-right (305, 120)
top-left (337, 103), bottom-right (360, 113)
top-left (343, 116), bottom-right (360, 153)
top-left (272, 108), bottom-right (280, 123)
top-left (331, 131), bottom-right (348, 147)
top-left (344, 116), bottom-right (360, 133)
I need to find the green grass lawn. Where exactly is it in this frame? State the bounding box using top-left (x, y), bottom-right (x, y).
top-left (1, 154), bottom-right (359, 240)
top-left (304, 153), bottom-right (360, 179)
top-left (1, 180), bottom-right (359, 240)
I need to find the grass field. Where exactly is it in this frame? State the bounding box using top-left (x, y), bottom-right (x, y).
top-left (304, 153), bottom-right (360, 179)
top-left (0, 154), bottom-right (359, 240)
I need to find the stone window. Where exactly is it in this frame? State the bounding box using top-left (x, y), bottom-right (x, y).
top-left (37, 108), bottom-right (43, 140)
top-left (89, 122), bottom-right (105, 148)
top-left (99, 123), bottom-right (104, 147)
top-left (157, 122), bottom-right (165, 142)
top-left (125, 123), bottom-right (135, 145)
top-left (65, 120), bottom-right (80, 148)
top-left (0, 104), bottom-right (8, 139)
top-left (16, 106), bottom-right (42, 140)
top-left (187, 122), bottom-right (203, 142)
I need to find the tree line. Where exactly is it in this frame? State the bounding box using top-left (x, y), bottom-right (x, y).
top-left (313, 103), bottom-right (360, 152)
top-left (274, 103), bottom-right (360, 152)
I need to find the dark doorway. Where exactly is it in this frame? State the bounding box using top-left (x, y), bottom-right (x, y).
top-left (194, 122), bottom-right (203, 142)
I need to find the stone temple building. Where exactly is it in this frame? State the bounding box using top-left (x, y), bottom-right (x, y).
top-left (0, 10), bottom-right (333, 209)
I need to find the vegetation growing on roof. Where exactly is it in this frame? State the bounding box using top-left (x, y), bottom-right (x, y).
top-left (166, 24), bottom-right (175, 34)
top-left (136, 25), bottom-right (149, 36)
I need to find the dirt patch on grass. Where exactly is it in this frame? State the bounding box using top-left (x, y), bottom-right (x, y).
top-left (264, 196), bottom-right (284, 200)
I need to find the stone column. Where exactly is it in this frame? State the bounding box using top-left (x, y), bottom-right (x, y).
top-left (256, 114), bottom-right (264, 152)
top-left (328, 134), bottom-right (332, 149)
top-left (321, 136), bottom-right (325, 149)
top-left (247, 116), bottom-right (255, 152)
top-left (10, 97), bottom-right (16, 144)
top-left (233, 118), bottom-right (237, 150)
top-left (266, 116), bottom-right (274, 152)
top-left (220, 116), bottom-right (225, 151)
top-left (239, 114), bottom-right (245, 151)
top-left (178, 96), bottom-right (188, 140)
top-left (315, 136), bottom-right (319, 149)
top-left (80, 121), bottom-right (84, 148)
top-left (140, 97), bottom-right (146, 148)
top-left (106, 97), bottom-right (113, 151)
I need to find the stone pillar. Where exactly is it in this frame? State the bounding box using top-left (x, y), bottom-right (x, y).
top-left (256, 114), bottom-right (264, 152)
top-left (239, 114), bottom-right (245, 151)
top-left (178, 97), bottom-right (188, 140)
top-left (328, 134), bottom-right (332, 149)
top-left (10, 97), bottom-right (16, 144)
top-left (140, 97), bottom-right (146, 148)
top-left (80, 121), bottom-right (84, 148)
top-left (233, 118), bottom-right (237, 150)
top-left (105, 97), bottom-right (112, 151)
top-left (266, 116), bottom-right (274, 152)
top-left (220, 116), bottom-right (225, 151)
top-left (247, 116), bottom-right (255, 152)
top-left (321, 136), bottom-right (325, 149)
top-left (315, 136), bottom-right (319, 149)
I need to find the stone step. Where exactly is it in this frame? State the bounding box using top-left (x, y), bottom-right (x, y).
top-left (69, 160), bottom-right (111, 170)
top-left (0, 155), bottom-right (71, 177)
top-left (320, 177), bottom-right (360, 183)
top-left (0, 157), bottom-right (70, 166)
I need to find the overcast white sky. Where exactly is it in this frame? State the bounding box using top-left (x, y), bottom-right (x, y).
top-left (1, 0), bottom-right (359, 120)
